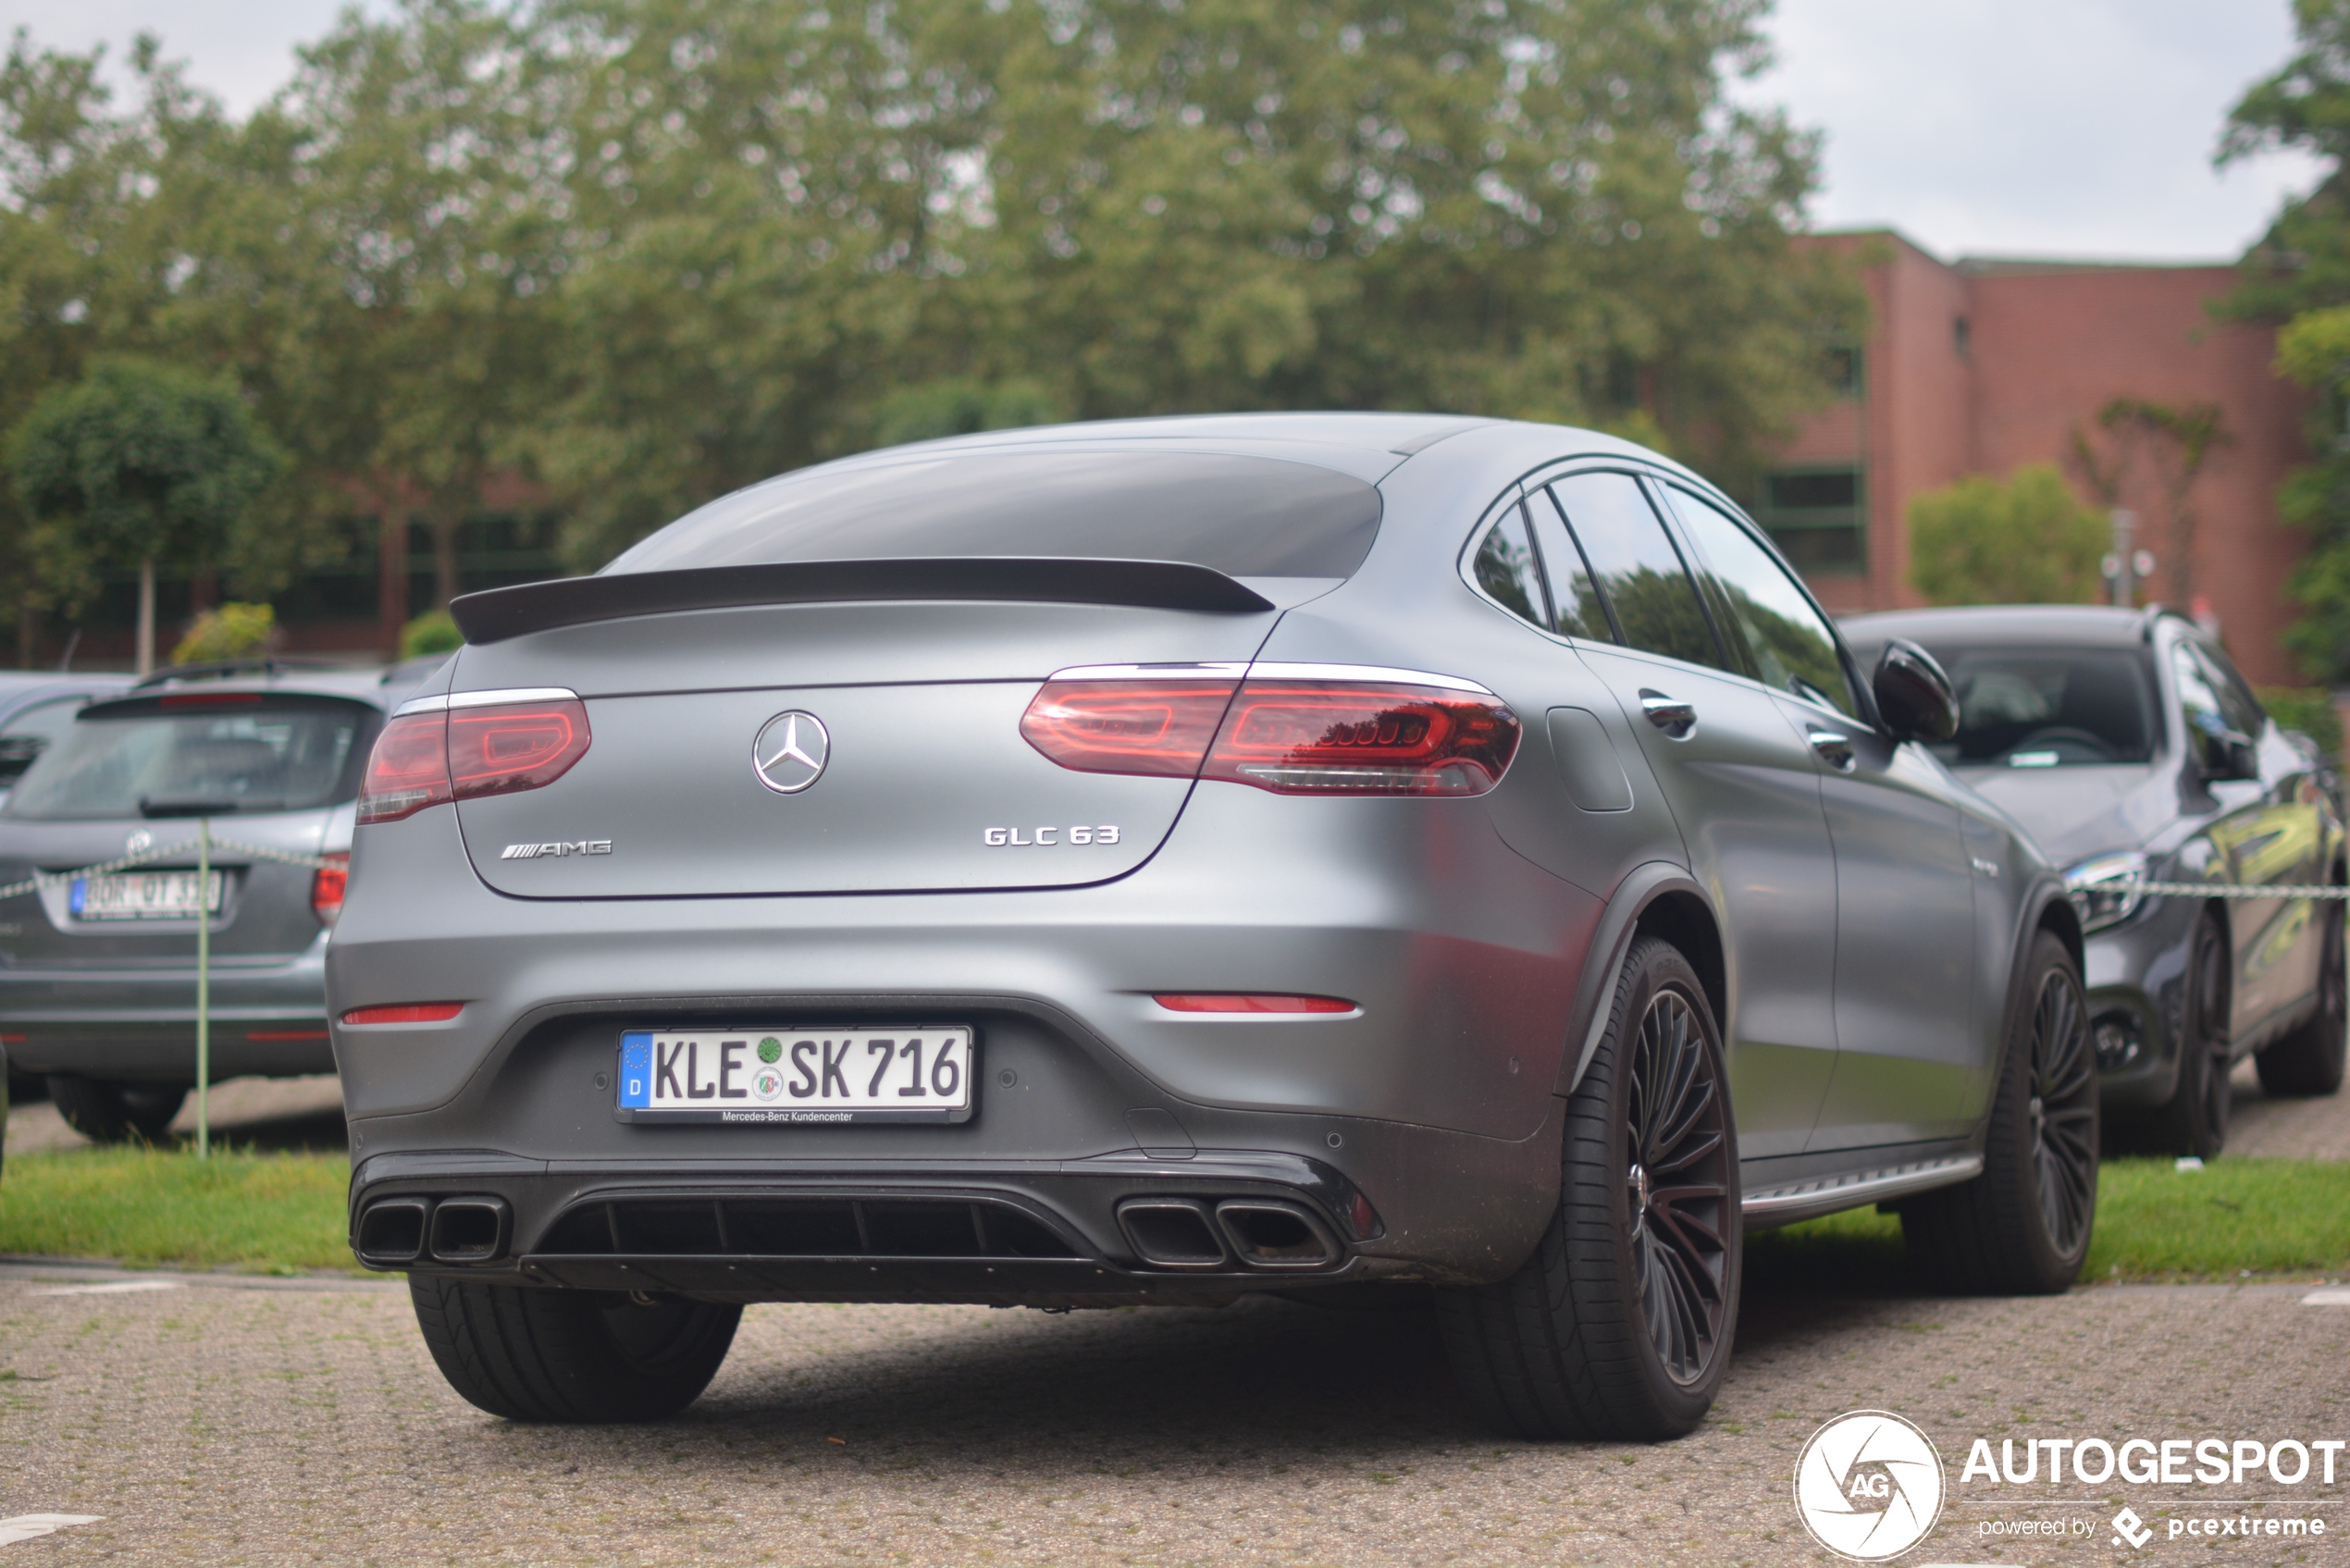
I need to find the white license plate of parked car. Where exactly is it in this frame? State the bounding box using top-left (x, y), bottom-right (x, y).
top-left (69, 870), bottom-right (224, 920)
top-left (616, 1026), bottom-right (975, 1124)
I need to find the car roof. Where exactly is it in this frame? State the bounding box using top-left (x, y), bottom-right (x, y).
top-left (87, 663), bottom-right (408, 712)
top-left (1841, 604), bottom-right (2174, 651)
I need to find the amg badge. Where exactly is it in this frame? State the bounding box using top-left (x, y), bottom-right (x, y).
top-left (501, 840), bottom-right (612, 859)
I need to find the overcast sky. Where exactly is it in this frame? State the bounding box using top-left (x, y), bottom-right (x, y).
top-left (0, 0), bottom-right (2319, 263)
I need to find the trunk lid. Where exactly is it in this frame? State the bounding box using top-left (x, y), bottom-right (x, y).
top-left (449, 597), bottom-right (1286, 897)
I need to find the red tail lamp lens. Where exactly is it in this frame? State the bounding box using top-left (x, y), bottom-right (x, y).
top-left (1205, 682), bottom-right (1519, 796)
top-left (1020, 678), bottom-right (1238, 776)
top-left (1153, 994), bottom-right (1356, 1014)
top-left (340, 1002), bottom-right (464, 1025)
top-left (312, 852), bottom-right (350, 925)
top-left (357, 700), bottom-right (592, 825)
top-left (358, 712), bottom-right (454, 824)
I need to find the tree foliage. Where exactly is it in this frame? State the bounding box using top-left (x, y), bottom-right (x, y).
top-left (0, 0), bottom-right (1860, 620)
top-left (6, 356), bottom-right (285, 608)
top-left (1906, 465), bottom-right (2108, 608)
top-left (2223, 0), bottom-right (2350, 677)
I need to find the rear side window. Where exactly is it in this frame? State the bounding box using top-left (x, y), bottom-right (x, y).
top-left (606, 451), bottom-right (1383, 580)
top-left (4, 698), bottom-right (375, 821)
top-left (1471, 502), bottom-right (1549, 627)
top-left (0, 697), bottom-right (91, 789)
top-left (1545, 474), bottom-right (1725, 671)
top-left (1664, 487), bottom-right (1857, 717)
top-left (1522, 499), bottom-right (1613, 642)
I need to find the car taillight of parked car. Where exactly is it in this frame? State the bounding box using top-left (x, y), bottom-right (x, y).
top-left (1021, 666), bottom-right (1520, 796)
top-left (312, 853), bottom-right (350, 925)
top-left (357, 699), bottom-right (593, 824)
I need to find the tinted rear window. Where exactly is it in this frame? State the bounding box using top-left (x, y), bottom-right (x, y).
top-left (605, 451), bottom-right (1383, 579)
top-left (1922, 648), bottom-right (2158, 768)
top-left (4, 697), bottom-right (376, 821)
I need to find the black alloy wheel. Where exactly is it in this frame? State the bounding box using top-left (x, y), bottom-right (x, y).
top-left (1903, 930), bottom-right (2097, 1295)
top-left (2025, 958), bottom-right (2099, 1260)
top-left (2257, 898), bottom-right (2349, 1097)
top-left (2149, 911), bottom-right (2232, 1158)
top-left (1437, 935), bottom-right (1740, 1439)
top-left (1626, 984), bottom-right (1735, 1385)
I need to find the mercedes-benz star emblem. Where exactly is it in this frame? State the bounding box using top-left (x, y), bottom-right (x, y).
top-left (752, 711), bottom-right (830, 794)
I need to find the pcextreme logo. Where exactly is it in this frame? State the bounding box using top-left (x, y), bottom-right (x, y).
top-left (1794, 1410), bottom-right (1947, 1562)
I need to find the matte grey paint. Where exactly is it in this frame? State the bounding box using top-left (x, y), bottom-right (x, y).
top-left (329, 417), bottom-right (2066, 1300)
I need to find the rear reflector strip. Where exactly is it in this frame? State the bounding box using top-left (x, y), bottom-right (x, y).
top-left (340, 1003), bottom-right (465, 1026)
top-left (1153, 994), bottom-right (1356, 1014)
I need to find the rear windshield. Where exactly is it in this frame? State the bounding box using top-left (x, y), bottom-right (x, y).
top-left (604, 451), bottom-right (1383, 580)
top-left (3, 697), bottom-right (376, 821)
top-left (1919, 648), bottom-right (2158, 768)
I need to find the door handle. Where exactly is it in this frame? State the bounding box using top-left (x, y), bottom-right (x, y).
top-left (1639, 690), bottom-right (1696, 737)
top-left (1809, 729), bottom-right (1856, 771)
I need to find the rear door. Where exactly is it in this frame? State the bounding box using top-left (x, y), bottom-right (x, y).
top-left (1534, 470), bottom-right (1840, 1160)
top-left (1662, 484), bottom-right (1981, 1147)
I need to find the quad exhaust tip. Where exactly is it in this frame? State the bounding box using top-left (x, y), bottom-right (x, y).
top-left (1116, 1197), bottom-right (1341, 1272)
top-left (353, 1195), bottom-right (511, 1266)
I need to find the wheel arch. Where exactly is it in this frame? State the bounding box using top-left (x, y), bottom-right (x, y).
top-left (1554, 862), bottom-right (1724, 1099)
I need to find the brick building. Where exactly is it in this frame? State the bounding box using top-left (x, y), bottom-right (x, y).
top-left (1767, 230), bottom-right (2309, 684)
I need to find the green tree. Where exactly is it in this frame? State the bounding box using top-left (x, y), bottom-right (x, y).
top-left (6, 357), bottom-right (285, 673)
top-left (1907, 465), bottom-right (2109, 608)
top-left (2221, 0), bottom-right (2350, 675)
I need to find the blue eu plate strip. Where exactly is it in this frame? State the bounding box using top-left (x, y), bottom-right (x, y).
top-left (618, 1031), bottom-right (653, 1108)
top-left (68, 879), bottom-right (85, 915)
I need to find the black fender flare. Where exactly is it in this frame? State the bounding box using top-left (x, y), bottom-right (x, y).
top-left (1552, 860), bottom-right (1721, 1100)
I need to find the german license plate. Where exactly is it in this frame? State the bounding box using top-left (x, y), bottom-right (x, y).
top-left (616, 1026), bottom-right (976, 1124)
top-left (69, 870), bottom-right (224, 920)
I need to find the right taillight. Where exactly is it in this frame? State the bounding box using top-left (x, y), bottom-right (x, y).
top-left (1020, 665), bottom-right (1519, 797)
top-left (359, 697), bottom-right (593, 825)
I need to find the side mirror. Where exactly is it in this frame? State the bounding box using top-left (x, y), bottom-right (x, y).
top-left (2201, 725), bottom-right (2260, 784)
top-left (1873, 637), bottom-right (1960, 743)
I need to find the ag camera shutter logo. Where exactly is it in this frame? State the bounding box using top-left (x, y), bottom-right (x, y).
top-left (1794, 1410), bottom-right (1947, 1561)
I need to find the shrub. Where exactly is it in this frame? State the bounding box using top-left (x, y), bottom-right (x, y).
top-left (1907, 464), bottom-right (2109, 606)
top-left (169, 602), bottom-right (277, 665)
top-left (399, 609), bottom-right (464, 658)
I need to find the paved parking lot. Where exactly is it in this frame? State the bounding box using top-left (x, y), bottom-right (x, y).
top-left (2, 1070), bottom-right (2347, 1566)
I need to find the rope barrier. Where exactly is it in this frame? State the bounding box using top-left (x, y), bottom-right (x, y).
top-left (2126, 881), bottom-right (2350, 901)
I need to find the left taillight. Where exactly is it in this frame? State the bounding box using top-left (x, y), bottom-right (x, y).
top-left (1021, 666), bottom-right (1519, 797)
top-left (312, 853), bottom-right (350, 925)
top-left (358, 698), bottom-right (592, 825)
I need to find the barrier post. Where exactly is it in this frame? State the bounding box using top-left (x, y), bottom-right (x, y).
top-left (195, 817), bottom-right (210, 1160)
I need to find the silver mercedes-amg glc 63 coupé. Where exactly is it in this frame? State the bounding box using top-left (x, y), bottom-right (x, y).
top-left (328, 414), bottom-right (2092, 1440)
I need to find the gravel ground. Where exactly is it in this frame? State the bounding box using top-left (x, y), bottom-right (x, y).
top-left (2, 1073), bottom-right (2347, 1565)
top-left (0, 1265), bottom-right (2346, 1566)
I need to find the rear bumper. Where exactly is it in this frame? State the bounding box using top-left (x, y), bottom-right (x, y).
top-left (328, 787), bottom-right (1601, 1290)
top-left (0, 940), bottom-right (333, 1081)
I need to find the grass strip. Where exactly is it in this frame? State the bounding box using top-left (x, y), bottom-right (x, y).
top-left (0, 1146), bottom-right (354, 1274)
top-left (1752, 1157), bottom-right (2350, 1285)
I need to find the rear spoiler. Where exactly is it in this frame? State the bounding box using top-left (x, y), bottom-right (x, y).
top-left (449, 557), bottom-right (1276, 645)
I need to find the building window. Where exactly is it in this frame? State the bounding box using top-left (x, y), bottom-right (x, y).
top-left (1953, 315), bottom-right (1971, 358)
top-left (1756, 466), bottom-right (1867, 576)
top-left (1824, 345), bottom-right (1861, 397)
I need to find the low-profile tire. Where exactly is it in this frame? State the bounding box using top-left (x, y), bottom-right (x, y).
top-left (410, 1275), bottom-right (742, 1423)
top-left (2257, 898), bottom-right (2346, 1098)
top-left (1436, 935), bottom-right (1739, 1440)
top-left (45, 1075), bottom-right (186, 1144)
top-left (1902, 930), bottom-right (2096, 1295)
top-left (2143, 910), bottom-right (2232, 1157)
